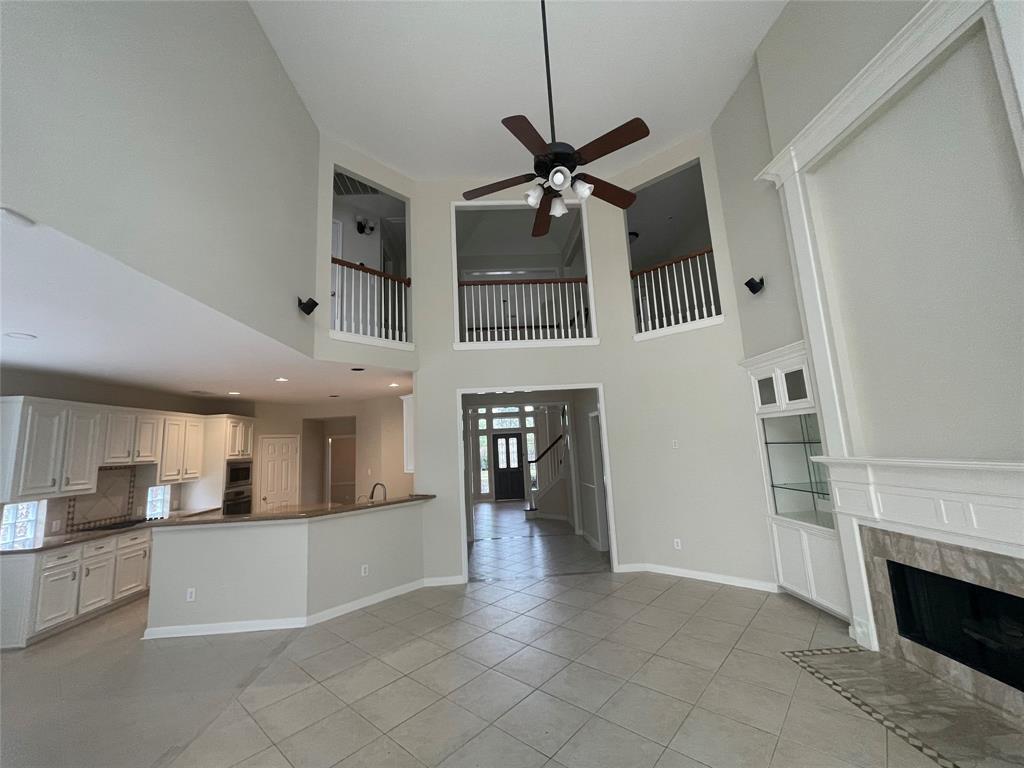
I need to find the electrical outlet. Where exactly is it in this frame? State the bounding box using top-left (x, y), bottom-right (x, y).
top-left (673, 538), bottom-right (682, 551)
top-left (671, 440), bottom-right (680, 449)
top-left (185, 587), bottom-right (196, 602)
top-left (360, 564), bottom-right (369, 577)
top-left (50, 519), bottom-right (61, 533)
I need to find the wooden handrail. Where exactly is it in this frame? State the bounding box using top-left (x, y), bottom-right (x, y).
top-left (529, 434), bottom-right (564, 465)
top-left (458, 276), bottom-right (587, 287)
top-left (629, 247), bottom-right (713, 279)
top-left (332, 258), bottom-right (411, 286)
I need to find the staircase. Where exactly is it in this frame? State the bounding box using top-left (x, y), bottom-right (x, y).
top-left (524, 433), bottom-right (568, 515)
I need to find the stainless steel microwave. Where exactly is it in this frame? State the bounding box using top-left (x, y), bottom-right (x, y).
top-left (225, 460), bottom-right (252, 489)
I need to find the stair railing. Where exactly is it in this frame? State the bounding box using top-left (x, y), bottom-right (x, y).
top-left (525, 433), bottom-right (565, 512)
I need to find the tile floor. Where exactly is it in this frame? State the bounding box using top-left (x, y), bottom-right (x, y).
top-left (161, 570), bottom-right (954, 768)
top-left (468, 502), bottom-right (609, 580)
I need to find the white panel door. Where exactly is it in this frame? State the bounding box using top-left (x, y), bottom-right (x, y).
top-left (78, 554), bottom-right (116, 614)
top-left (134, 415), bottom-right (162, 463)
top-left (17, 401), bottom-right (66, 497)
top-left (35, 564), bottom-right (79, 631)
top-left (103, 412), bottom-right (136, 464)
top-left (60, 407), bottom-right (102, 493)
top-left (114, 546), bottom-right (149, 599)
top-left (259, 436), bottom-right (299, 509)
top-left (158, 417), bottom-right (185, 483)
top-left (182, 419), bottom-right (204, 480)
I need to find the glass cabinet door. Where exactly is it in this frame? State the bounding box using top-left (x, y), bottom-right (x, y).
top-left (755, 374), bottom-right (778, 410)
top-left (780, 365), bottom-right (813, 408)
top-left (763, 413), bottom-right (833, 529)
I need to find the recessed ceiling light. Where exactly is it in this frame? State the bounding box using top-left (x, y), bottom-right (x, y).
top-left (388, 382), bottom-right (399, 388)
top-left (227, 391), bottom-right (241, 396)
top-left (274, 377), bottom-right (289, 382)
top-left (350, 367), bottom-right (365, 372)
top-left (4, 332), bottom-right (37, 340)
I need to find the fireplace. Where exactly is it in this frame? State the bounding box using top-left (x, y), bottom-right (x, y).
top-left (887, 560), bottom-right (1023, 692)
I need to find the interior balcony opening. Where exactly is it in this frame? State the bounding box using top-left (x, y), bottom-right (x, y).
top-left (330, 168), bottom-right (411, 345)
top-left (453, 203), bottom-right (595, 347)
top-left (626, 160), bottom-right (723, 338)
top-left (460, 388), bottom-right (612, 581)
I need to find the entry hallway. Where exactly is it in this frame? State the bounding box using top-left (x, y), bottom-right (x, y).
top-left (3, 569), bottom-right (968, 768)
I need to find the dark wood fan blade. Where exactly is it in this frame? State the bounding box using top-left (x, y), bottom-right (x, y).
top-left (532, 193), bottom-right (554, 237)
top-left (463, 173), bottom-right (537, 201)
top-left (575, 173), bottom-right (637, 209)
top-left (575, 118), bottom-right (650, 165)
top-left (502, 115), bottom-right (550, 156)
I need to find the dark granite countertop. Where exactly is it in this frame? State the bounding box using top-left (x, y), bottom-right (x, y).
top-left (0, 521), bottom-right (155, 555)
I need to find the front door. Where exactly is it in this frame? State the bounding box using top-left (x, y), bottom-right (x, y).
top-left (259, 436), bottom-right (299, 509)
top-left (492, 433), bottom-right (525, 500)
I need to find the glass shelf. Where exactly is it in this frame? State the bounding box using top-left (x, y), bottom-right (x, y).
top-left (771, 481), bottom-right (830, 497)
top-left (763, 413), bottom-right (834, 530)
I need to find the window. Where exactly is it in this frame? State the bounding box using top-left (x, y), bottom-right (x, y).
top-left (508, 437), bottom-right (519, 468)
top-left (492, 417), bottom-right (521, 429)
top-left (478, 418), bottom-right (487, 430)
top-left (491, 407), bottom-right (520, 413)
top-left (497, 439), bottom-right (508, 469)
top-left (1, 501), bottom-right (43, 550)
top-left (525, 416), bottom-right (535, 428)
top-left (478, 436), bottom-right (490, 494)
top-left (146, 485), bottom-right (171, 519)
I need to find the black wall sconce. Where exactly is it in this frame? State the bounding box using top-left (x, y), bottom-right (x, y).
top-left (744, 276), bottom-right (765, 295)
top-left (297, 297), bottom-right (319, 315)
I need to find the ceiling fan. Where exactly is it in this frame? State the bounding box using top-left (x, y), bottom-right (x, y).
top-left (462, 0), bottom-right (650, 237)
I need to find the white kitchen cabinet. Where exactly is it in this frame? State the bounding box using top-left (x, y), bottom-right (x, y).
top-left (158, 417), bottom-right (186, 483)
top-left (134, 414), bottom-right (162, 463)
top-left (225, 417), bottom-right (253, 459)
top-left (59, 407), bottom-right (103, 494)
top-left (401, 395), bottom-right (415, 473)
top-left (241, 421), bottom-right (253, 458)
top-left (114, 545), bottom-right (149, 599)
top-left (35, 563), bottom-right (79, 631)
top-left (15, 400), bottom-right (67, 498)
top-left (182, 418), bottom-right (204, 480)
top-left (78, 553), bottom-right (116, 614)
top-left (103, 411), bottom-right (136, 464)
top-left (770, 517), bottom-right (850, 618)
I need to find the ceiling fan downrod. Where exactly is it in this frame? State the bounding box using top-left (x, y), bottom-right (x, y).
top-left (541, 0), bottom-right (556, 143)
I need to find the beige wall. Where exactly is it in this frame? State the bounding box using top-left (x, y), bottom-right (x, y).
top-left (756, 0), bottom-right (926, 153)
top-left (711, 63), bottom-right (803, 358)
top-left (807, 28), bottom-right (1024, 460)
top-left (0, 1), bottom-right (319, 354)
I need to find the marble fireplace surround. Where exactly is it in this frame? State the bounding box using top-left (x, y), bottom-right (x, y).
top-left (860, 525), bottom-right (1024, 719)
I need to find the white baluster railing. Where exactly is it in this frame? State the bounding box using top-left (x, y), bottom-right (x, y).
top-left (331, 259), bottom-right (411, 343)
top-left (458, 277), bottom-right (591, 343)
top-left (525, 434), bottom-right (566, 512)
top-left (630, 248), bottom-right (720, 334)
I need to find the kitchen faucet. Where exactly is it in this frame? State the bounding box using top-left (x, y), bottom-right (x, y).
top-left (370, 482), bottom-right (387, 502)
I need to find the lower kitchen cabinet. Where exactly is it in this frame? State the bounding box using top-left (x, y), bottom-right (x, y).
top-left (114, 545), bottom-right (149, 599)
top-left (35, 563), bottom-right (79, 631)
top-left (78, 553), bottom-right (116, 614)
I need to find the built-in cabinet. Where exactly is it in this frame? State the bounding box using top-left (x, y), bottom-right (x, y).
top-left (401, 395), bottom-right (415, 473)
top-left (225, 417), bottom-right (252, 459)
top-left (133, 415), bottom-right (163, 463)
top-left (102, 411), bottom-right (164, 465)
top-left (741, 341), bottom-right (851, 620)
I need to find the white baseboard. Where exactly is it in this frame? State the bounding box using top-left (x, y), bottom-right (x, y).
top-left (615, 562), bottom-right (780, 593)
top-left (143, 574), bottom-right (468, 640)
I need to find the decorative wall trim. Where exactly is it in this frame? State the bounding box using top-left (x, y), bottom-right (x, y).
top-left (615, 562), bottom-right (780, 593)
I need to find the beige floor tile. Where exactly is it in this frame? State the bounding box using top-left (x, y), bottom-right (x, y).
top-left (494, 615), bottom-right (558, 644)
top-left (769, 738), bottom-right (861, 767)
top-left (631, 656), bottom-right (714, 704)
top-left (677, 616), bottom-right (745, 645)
top-left (297, 642), bottom-right (372, 681)
top-left (791, 670), bottom-right (873, 721)
top-left (461, 604), bottom-right (519, 631)
top-left (497, 645), bottom-right (570, 688)
top-left (397, 610), bottom-right (457, 637)
top-left (551, 589), bottom-right (605, 610)
top-left (696, 675), bottom-right (790, 734)
top-left (655, 635), bottom-right (732, 671)
top-left (735, 627), bottom-right (809, 658)
top-left (232, 745), bottom-right (294, 768)
top-left (554, 716), bottom-right (664, 768)
top-left (365, 598), bottom-right (429, 623)
top-left (746, 610), bottom-right (817, 643)
top-left (323, 658), bottom-right (403, 703)
top-left (611, 584), bottom-right (668, 605)
top-left (276, 707), bottom-right (381, 768)
top-left (541, 662), bottom-right (625, 712)
top-left (351, 677), bottom-right (440, 731)
top-left (379, 638), bottom-right (449, 673)
top-left (284, 627), bottom-right (348, 662)
top-left (352, 626), bottom-right (419, 656)
top-left (494, 691), bottom-right (591, 757)
top-left (779, 700), bottom-right (886, 768)
top-left (423, 620), bottom-right (488, 650)
top-left (324, 612), bottom-right (390, 641)
top-left (651, 593), bottom-right (711, 615)
top-left (599, 682), bottom-right (692, 745)
top-left (717, 649), bottom-right (800, 695)
top-left (631, 605), bottom-right (691, 631)
top-left (455, 631), bottom-right (524, 667)
top-left (885, 732), bottom-right (942, 768)
top-left (434, 597), bottom-right (489, 619)
top-left (605, 620), bottom-right (676, 653)
top-left (694, 601), bottom-right (758, 627)
top-left (438, 725), bottom-right (548, 768)
top-left (238, 658), bottom-right (318, 713)
top-left (709, 587), bottom-right (769, 611)
top-left (575, 639), bottom-right (652, 680)
top-left (561, 610), bottom-right (625, 638)
top-left (669, 707), bottom-right (776, 768)
top-left (389, 699), bottom-right (488, 766)
top-left (588, 596), bottom-right (645, 621)
top-left (809, 616), bottom-right (854, 649)
top-left (525, 600), bottom-right (583, 625)
top-left (464, 585), bottom-right (517, 604)
top-left (447, 669), bottom-right (532, 721)
top-left (531, 626), bottom-right (600, 659)
top-left (494, 592), bottom-right (548, 613)
top-left (410, 652), bottom-right (487, 695)
top-left (171, 701), bottom-right (271, 768)
top-left (336, 735), bottom-right (427, 767)
top-left (655, 749), bottom-right (712, 767)
top-left (251, 684), bottom-right (344, 742)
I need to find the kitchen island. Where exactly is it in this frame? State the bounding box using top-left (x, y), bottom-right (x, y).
top-left (143, 494), bottom-right (444, 639)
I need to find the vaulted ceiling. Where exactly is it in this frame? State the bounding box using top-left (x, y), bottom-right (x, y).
top-left (252, 1), bottom-right (785, 180)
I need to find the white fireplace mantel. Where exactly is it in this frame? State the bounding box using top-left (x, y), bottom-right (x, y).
top-left (814, 456), bottom-right (1023, 648)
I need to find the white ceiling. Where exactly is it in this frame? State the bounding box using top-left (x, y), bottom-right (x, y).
top-left (252, 0), bottom-right (785, 180)
top-left (0, 216), bottom-right (412, 404)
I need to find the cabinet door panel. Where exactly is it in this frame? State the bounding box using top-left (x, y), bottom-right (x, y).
top-left (79, 555), bottom-right (116, 614)
top-left (780, 364), bottom-right (814, 409)
top-left (805, 531), bottom-right (851, 618)
top-left (226, 420), bottom-right (242, 459)
top-left (114, 546), bottom-right (149, 599)
top-left (182, 419), bottom-right (204, 480)
top-left (773, 523), bottom-right (810, 598)
top-left (36, 564), bottom-right (79, 631)
top-left (103, 412), bottom-right (136, 464)
top-left (60, 408), bottom-right (102, 493)
top-left (134, 415), bottom-right (162, 463)
top-left (18, 401), bottom-right (66, 497)
top-left (159, 418), bottom-right (185, 483)
top-left (241, 422), bottom-right (253, 458)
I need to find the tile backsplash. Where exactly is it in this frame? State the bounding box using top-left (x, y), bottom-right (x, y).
top-left (66, 466), bottom-right (136, 531)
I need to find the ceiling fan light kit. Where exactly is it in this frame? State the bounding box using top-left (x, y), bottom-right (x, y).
top-left (463, 0), bottom-right (650, 236)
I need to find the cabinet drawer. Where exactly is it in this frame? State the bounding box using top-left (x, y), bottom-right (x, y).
top-left (82, 538), bottom-right (115, 558)
top-left (116, 530), bottom-right (150, 549)
top-left (41, 546), bottom-right (81, 568)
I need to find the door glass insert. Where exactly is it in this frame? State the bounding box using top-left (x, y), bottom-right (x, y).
top-left (509, 437), bottom-right (519, 468)
top-left (497, 437), bottom-right (508, 469)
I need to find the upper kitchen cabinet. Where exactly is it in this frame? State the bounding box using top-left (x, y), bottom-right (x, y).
top-left (158, 416), bottom-right (205, 484)
top-left (0, 397), bottom-right (103, 502)
top-left (225, 417), bottom-right (253, 459)
top-left (182, 418), bottom-right (204, 480)
top-left (101, 411), bottom-right (162, 465)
